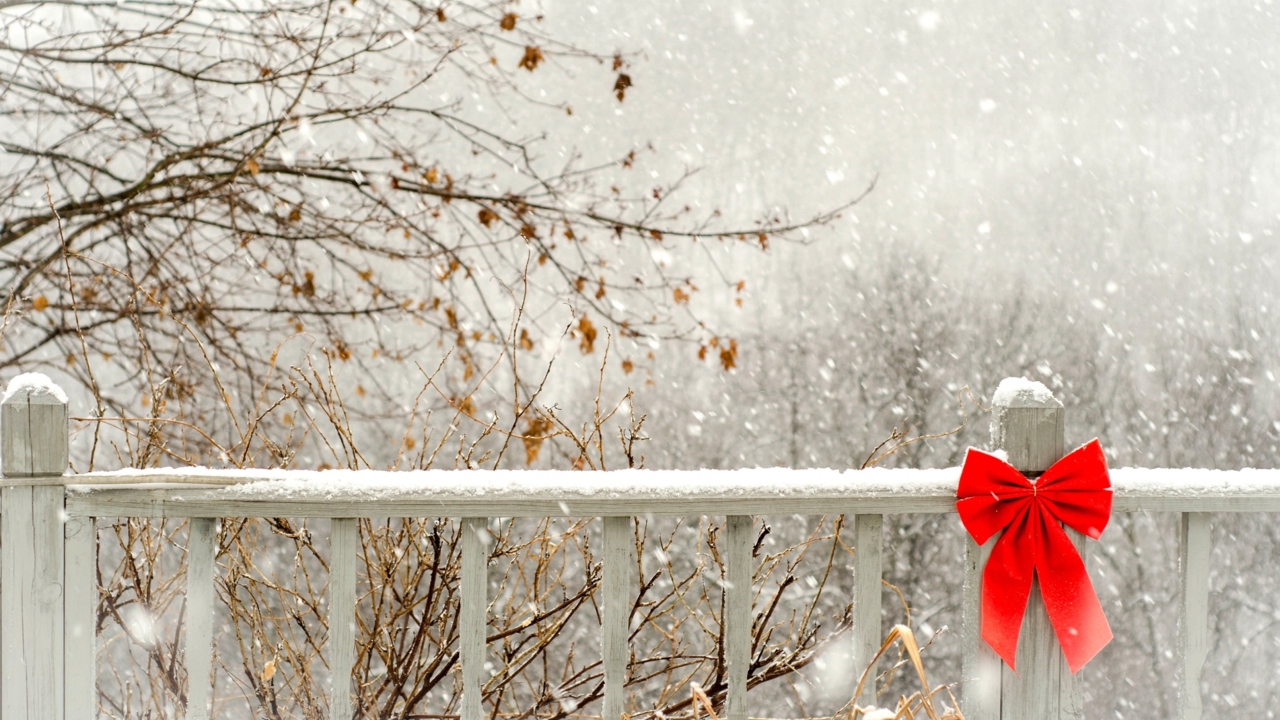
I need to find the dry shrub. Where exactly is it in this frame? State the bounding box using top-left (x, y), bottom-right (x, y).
top-left (80, 325), bottom-right (958, 719)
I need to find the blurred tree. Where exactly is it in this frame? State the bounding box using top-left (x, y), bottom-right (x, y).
top-left (0, 0), bottom-right (863, 468)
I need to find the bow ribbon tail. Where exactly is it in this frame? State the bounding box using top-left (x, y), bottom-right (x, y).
top-left (980, 505), bottom-right (1036, 672)
top-left (1036, 512), bottom-right (1113, 673)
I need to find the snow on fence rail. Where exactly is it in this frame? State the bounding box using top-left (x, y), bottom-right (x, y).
top-left (0, 376), bottom-right (1276, 720)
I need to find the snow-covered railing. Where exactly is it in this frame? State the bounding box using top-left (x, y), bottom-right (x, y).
top-left (2, 376), bottom-right (1278, 720)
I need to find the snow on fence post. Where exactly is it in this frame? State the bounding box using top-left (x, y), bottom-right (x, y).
top-left (1, 374), bottom-right (70, 720)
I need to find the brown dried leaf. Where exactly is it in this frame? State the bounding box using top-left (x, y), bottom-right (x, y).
top-left (451, 394), bottom-right (476, 416)
top-left (500, 12), bottom-right (517, 30)
top-left (613, 73), bottom-right (632, 101)
top-left (719, 338), bottom-right (739, 371)
top-left (32, 295), bottom-right (48, 312)
top-left (518, 46), bottom-right (544, 71)
top-left (522, 415), bottom-right (553, 464)
top-left (575, 315), bottom-right (597, 354)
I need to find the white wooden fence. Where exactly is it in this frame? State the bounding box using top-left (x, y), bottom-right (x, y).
top-left (2, 380), bottom-right (1278, 720)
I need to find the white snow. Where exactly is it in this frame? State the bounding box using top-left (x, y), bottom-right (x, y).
top-left (2, 373), bottom-right (69, 404)
top-left (68, 466), bottom-right (961, 503)
top-left (64, 465), bottom-right (1280, 510)
top-left (991, 377), bottom-right (1060, 408)
top-left (1109, 467), bottom-right (1280, 497)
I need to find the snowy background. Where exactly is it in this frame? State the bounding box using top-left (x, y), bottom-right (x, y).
top-left (5, 0), bottom-right (1280, 716)
top-left (527, 1), bottom-right (1280, 716)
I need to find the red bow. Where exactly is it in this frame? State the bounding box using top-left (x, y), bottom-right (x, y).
top-left (956, 439), bottom-right (1113, 674)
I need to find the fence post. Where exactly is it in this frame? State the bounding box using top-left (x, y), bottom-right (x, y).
top-left (986, 382), bottom-right (1084, 720)
top-left (1, 374), bottom-right (70, 720)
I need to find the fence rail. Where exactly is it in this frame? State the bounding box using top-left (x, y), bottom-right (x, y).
top-left (2, 378), bottom-right (1277, 720)
top-left (59, 466), bottom-right (1280, 516)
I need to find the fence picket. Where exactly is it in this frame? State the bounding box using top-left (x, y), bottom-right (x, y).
top-left (184, 518), bottom-right (217, 720)
top-left (1059, 528), bottom-right (1087, 720)
top-left (602, 517), bottom-right (631, 720)
top-left (329, 518), bottom-right (358, 720)
top-left (64, 516), bottom-right (97, 720)
top-left (1177, 512), bottom-right (1211, 720)
top-left (461, 517), bottom-right (488, 720)
top-left (962, 535), bottom-right (1001, 720)
top-left (852, 513), bottom-right (883, 709)
top-left (724, 515), bottom-right (752, 720)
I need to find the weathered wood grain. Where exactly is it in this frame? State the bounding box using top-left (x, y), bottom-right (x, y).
top-left (2, 485), bottom-right (67, 720)
top-left (723, 515), bottom-right (752, 720)
top-left (851, 514), bottom-right (883, 709)
top-left (64, 515), bottom-right (97, 720)
top-left (962, 534), bottom-right (1001, 720)
top-left (460, 518), bottom-right (488, 720)
top-left (1176, 513), bottom-right (1211, 720)
top-left (184, 518), bottom-right (217, 720)
top-left (601, 516), bottom-right (631, 720)
top-left (1, 382), bottom-right (69, 720)
top-left (64, 490), bottom-right (957, 518)
top-left (1058, 528), bottom-right (1087, 720)
top-left (1, 385), bottom-right (68, 479)
top-left (328, 518), bottom-right (357, 720)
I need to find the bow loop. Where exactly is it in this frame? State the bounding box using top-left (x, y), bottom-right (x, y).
top-left (956, 448), bottom-right (1033, 545)
top-left (1033, 440), bottom-right (1113, 540)
top-left (956, 439), bottom-right (1114, 673)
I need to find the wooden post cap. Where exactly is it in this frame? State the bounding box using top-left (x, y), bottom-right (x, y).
top-left (989, 377), bottom-right (1064, 475)
top-left (1, 373), bottom-right (70, 478)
